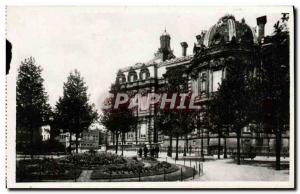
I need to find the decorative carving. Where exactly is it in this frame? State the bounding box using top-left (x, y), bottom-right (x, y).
top-left (158, 55), bottom-right (193, 67)
top-left (190, 69), bottom-right (199, 80)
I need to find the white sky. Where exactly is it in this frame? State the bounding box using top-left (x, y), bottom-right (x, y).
top-left (6, 6), bottom-right (289, 112)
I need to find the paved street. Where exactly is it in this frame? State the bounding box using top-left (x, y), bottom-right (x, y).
top-left (112, 150), bottom-right (290, 182)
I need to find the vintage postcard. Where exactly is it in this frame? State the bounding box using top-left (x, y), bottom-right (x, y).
top-left (6, 6), bottom-right (295, 189)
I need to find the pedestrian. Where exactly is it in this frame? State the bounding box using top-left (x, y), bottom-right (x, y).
top-left (189, 145), bottom-right (192, 155)
top-left (150, 147), bottom-right (154, 158)
top-left (167, 145), bottom-right (172, 157)
top-left (144, 145), bottom-right (148, 158)
top-left (155, 145), bottom-right (160, 158)
top-left (138, 147), bottom-right (143, 158)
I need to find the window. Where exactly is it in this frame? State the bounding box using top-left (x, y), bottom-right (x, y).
top-left (129, 75), bottom-right (137, 82)
top-left (192, 79), bottom-right (198, 95)
top-left (127, 133), bottom-right (133, 139)
top-left (212, 70), bottom-right (222, 92)
top-left (200, 73), bottom-right (207, 93)
top-left (142, 72), bottom-right (147, 80)
top-left (140, 123), bottom-right (147, 138)
top-left (119, 77), bottom-right (125, 83)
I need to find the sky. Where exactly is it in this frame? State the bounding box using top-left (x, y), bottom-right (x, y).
top-left (6, 6), bottom-right (290, 112)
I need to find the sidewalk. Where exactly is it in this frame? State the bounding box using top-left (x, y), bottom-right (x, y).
top-left (117, 150), bottom-right (290, 182)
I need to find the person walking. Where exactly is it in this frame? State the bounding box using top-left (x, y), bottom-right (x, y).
top-left (167, 145), bottom-right (172, 157)
top-left (150, 147), bottom-right (154, 158)
top-left (143, 145), bottom-right (148, 158)
top-left (138, 147), bottom-right (143, 158)
top-left (155, 145), bottom-right (160, 158)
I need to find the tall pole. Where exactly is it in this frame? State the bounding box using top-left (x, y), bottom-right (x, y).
top-left (201, 127), bottom-right (204, 160)
top-left (136, 104), bottom-right (139, 144)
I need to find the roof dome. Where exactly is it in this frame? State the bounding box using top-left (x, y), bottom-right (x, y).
top-left (203, 15), bottom-right (254, 47)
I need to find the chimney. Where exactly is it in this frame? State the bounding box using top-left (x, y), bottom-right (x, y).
top-left (180, 42), bottom-right (188, 57)
top-left (196, 34), bottom-right (202, 44)
top-left (256, 16), bottom-right (267, 42)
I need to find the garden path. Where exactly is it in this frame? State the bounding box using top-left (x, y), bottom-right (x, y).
top-left (77, 170), bottom-right (93, 182)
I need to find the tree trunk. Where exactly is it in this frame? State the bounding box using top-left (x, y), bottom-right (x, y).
top-left (121, 132), bottom-right (124, 156)
top-left (218, 132), bottom-right (221, 159)
top-left (30, 128), bottom-right (34, 159)
top-left (115, 132), bottom-right (119, 154)
top-left (237, 131), bottom-right (241, 165)
top-left (75, 133), bottom-right (79, 154)
top-left (183, 134), bottom-right (188, 156)
top-left (112, 131), bottom-right (115, 145)
top-left (175, 134), bottom-right (179, 160)
top-left (69, 132), bottom-right (72, 154)
top-left (224, 135), bottom-right (227, 159)
top-left (201, 129), bottom-right (204, 161)
top-left (275, 126), bottom-right (282, 170)
top-left (135, 127), bottom-right (138, 144)
top-left (207, 132), bottom-right (210, 155)
top-left (169, 134), bottom-right (173, 157)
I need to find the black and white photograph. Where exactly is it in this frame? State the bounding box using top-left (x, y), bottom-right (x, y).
top-left (5, 5), bottom-right (294, 189)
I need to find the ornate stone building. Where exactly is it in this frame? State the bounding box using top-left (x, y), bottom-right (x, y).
top-left (108, 29), bottom-right (193, 146)
top-left (108, 14), bottom-right (289, 152)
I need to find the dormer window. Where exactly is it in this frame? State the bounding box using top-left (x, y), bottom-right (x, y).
top-left (129, 75), bottom-right (137, 82)
top-left (140, 67), bottom-right (150, 80)
top-left (120, 77), bottom-right (124, 83)
top-left (128, 69), bottom-right (138, 82)
top-left (117, 72), bottom-right (126, 83)
top-left (141, 72), bottom-right (150, 80)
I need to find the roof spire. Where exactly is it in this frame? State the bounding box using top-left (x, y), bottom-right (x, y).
top-left (162, 27), bottom-right (169, 36)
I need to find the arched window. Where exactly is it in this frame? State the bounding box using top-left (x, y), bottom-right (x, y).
top-left (127, 68), bottom-right (138, 82)
top-left (200, 72), bottom-right (207, 93)
top-left (139, 66), bottom-right (150, 80)
top-left (117, 72), bottom-right (126, 83)
top-left (192, 79), bottom-right (198, 95)
top-left (140, 123), bottom-right (147, 138)
top-left (212, 70), bottom-right (222, 92)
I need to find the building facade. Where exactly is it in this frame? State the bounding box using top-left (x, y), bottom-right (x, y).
top-left (56, 129), bottom-right (102, 152)
top-left (41, 125), bottom-right (51, 141)
top-left (108, 15), bottom-right (290, 153)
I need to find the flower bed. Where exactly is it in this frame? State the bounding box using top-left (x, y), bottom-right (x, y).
top-left (60, 152), bottom-right (127, 168)
top-left (90, 161), bottom-right (179, 180)
top-left (16, 153), bottom-right (180, 181)
top-left (16, 158), bottom-right (81, 182)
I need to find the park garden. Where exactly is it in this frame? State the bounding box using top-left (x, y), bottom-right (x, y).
top-left (16, 152), bottom-right (196, 182)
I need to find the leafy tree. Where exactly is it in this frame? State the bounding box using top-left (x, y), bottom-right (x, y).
top-left (6, 39), bottom-right (12, 75)
top-left (54, 70), bottom-right (98, 153)
top-left (158, 66), bottom-right (195, 160)
top-left (194, 105), bottom-right (210, 160)
top-left (209, 57), bottom-right (259, 164)
top-left (100, 84), bottom-right (137, 155)
top-left (17, 57), bottom-right (51, 154)
top-left (100, 100), bottom-right (137, 156)
top-left (155, 106), bottom-right (174, 157)
top-left (259, 16), bottom-right (290, 170)
top-left (41, 139), bottom-right (65, 154)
